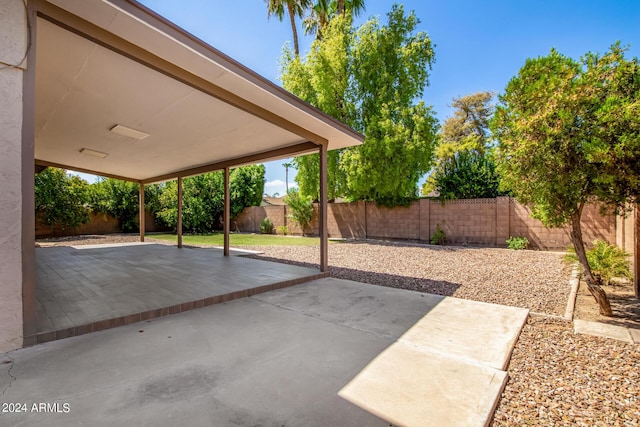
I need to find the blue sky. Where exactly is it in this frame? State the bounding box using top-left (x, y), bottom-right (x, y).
top-left (80, 1), bottom-right (640, 195)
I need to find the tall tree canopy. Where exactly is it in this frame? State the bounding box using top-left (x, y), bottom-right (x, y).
top-left (423, 91), bottom-right (498, 197)
top-left (437, 91), bottom-right (495, 159)
top-left (281, 5), bottom-right (438, 205)
top-left (303, 0), bottom-right (365, 38)
top-left (156, 165), bottom-right (265, 233)
top-left (35, 168), bottom-right (90, 231)
top-left (492, 43), bottom-right (640, 315)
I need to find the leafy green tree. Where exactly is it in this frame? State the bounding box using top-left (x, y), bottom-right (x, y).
top-left (492, 43), bottom-right (640, 315)
top-left (89, 179), bottom-right (164, 232)
top-left (285, 188), bottom-right (314, 235)
top-left (265, 0), bottom-right (312, 56)
top-left (437, 91), bottom-right (495, 159)
top-left (156, 165), bottom-right (266, 233)
top-left (230, 164), bottom-right (266, 217)
top-left (432, 150), bottom-right (505, 200)
top-left (282, 5), bottom-right (438, 206)
top-left (157, 173), bottom-right (223, 233)
top-left (35, 168), bottom-right (90, 232)
top-left (423, 91), bottom-right (496, 196)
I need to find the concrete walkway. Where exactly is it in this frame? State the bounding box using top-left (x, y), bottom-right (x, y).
top-left (2, 278), bottom-right (528, 427)
top-left (574, 319), bottom-right (640, 344)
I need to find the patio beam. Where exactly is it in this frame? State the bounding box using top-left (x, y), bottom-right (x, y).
top-left (319, 144), bottom-right (328, 272)
top-left (34, 159), bottom-right (139, 183)
top-left (141, 142), bottom-right (318, 185)
top-left (223, 166), bottom-right (230, 257)
top-left (177, 177), bottom-right (183, 249)
top-left (139, 183), bottom-right (145, 242)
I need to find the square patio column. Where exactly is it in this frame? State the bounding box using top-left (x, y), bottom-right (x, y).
top-left (139, 183), bottom-right (145, 242)
top-left (177, 177), bottom-right (183, 248)
top-left (319, 144), bottom-right (328, 272)
top-left (224, 166), bottom-right (230, 257)
top-left (635, 204), bottom-right (639, 298)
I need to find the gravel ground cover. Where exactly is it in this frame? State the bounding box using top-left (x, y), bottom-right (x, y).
top-left (240, 241), bottom-right (571, 316)
top-left (492, 317), bottom-right (640, 426)
top-left (37, 235), bottom-right (639, 425)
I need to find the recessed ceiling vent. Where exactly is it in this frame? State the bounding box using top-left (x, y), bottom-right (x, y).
top-left (109, 124), bottom-right (149, 140)
top-left (80, 148), bottom-right (109, 158)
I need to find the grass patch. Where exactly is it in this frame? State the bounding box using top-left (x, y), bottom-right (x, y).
top-left (150, 233), bottom-right (322, 247)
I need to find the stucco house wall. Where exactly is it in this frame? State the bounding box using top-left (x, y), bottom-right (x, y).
top-left (0, 0), bottom-right (27, 352)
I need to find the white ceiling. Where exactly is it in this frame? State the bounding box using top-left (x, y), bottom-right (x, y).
top-left (34, 0), bottom-right (363, 182)
top-left (35, 19), bottom-right (308, 181)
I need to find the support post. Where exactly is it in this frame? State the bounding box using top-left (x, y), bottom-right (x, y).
top-left (177, 177), bottom-right (183, 248)
top-left (635, 204), bottom-right (639, 299)
top-left (139, 183), bottom-right (145, 242)
top-left (319, 144), bottom-right (328, 272)
top-left (20, 0), bottom-right (38, 348)
top-left (224, 166), bottom-right (230, 257)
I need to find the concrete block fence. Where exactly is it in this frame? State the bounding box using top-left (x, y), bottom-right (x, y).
top-left (235, 197), bottom-right (619, 250)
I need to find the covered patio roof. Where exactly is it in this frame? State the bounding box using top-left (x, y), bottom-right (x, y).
top-left (34, 0), bottom-right (363, 183)
top-left (19, 0), bottom-right (364, 347)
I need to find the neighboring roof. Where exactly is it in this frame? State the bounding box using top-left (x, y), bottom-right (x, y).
top-left (261, 197), bottom-right (287, 206)
top-left (34, 0), bottom-right (363, 183)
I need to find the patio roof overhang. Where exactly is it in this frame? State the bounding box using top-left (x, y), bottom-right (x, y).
top-left (33, 0), bottom-right (363, 183)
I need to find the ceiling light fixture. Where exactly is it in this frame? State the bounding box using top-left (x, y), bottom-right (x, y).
top-left (109, 124), bottom-right (149, 140)
top-left (80, 148), bottom-right (109, 158)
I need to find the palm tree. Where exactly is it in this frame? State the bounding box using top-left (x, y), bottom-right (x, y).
top-left (265, 0), bottom-right (312, 56)
top-left (282, 161), bottom-right (294, 194)
top-left (303, 0), bottom-right (331, 37)
top-left (303, 0), bottom-right (365, 39)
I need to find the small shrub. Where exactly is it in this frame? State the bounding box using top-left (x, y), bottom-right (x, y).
top-left (260, 217), bottom-right (274, 234)
top-left (506, 236), bottom-right (529, 250)
top-left (276, 225), bottom-right (288, 236)
top-left (565, 240), bottom-right (632, 285)
top-left (430, 224), bottom-right (446, 245)
top-left (285, 189), bottom-right (314, 235)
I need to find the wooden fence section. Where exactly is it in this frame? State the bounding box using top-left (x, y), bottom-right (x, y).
top-left (235, 197), bottom-right (622, 250)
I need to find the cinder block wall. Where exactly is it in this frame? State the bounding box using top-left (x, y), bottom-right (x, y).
top-left (429, 198), bottom-right (498, 246)
top-left (35, 211), bottom-right (168, 238)
top-left (237, 197), bottom-right (620, 251)
top-left (366, 202), bottom-right (420, 240)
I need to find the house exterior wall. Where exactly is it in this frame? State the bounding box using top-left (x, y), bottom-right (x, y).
top-left (0, 0), bottom-right (28, 352)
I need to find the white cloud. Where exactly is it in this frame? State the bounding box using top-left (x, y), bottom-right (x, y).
top-left (263, 180), bottom-right (297, 196)
top-left (264, 179), bottom-right (285, 189)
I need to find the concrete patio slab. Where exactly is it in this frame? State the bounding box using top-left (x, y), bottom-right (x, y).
top-left (2, 278), bottom-right (527, 426)
top-left (574, 319), bottom-right (635, 344)
top-left (35, 244), bottom-right (326, 343)
top-left (339, 342), bottom-right (508, 427)
top-left (398, 297), bottom-right (529, 371)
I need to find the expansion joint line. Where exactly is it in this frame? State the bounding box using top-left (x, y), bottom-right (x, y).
top-left (1, 352), bottom-right (17, 398)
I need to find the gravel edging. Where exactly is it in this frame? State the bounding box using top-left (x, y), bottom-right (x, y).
top-left (491, 317), bottom-right (640, 426)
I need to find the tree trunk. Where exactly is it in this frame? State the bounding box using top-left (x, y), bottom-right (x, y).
top-left (570, 208), bottom-right (613, 316)
top-left (287, 5), bottom-right (300, 57)
top-left (337, 0), bottom-right (345, 15)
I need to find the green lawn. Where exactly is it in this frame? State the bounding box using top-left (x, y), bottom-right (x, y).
top-left (149, 233), bottom-right (322, 246)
